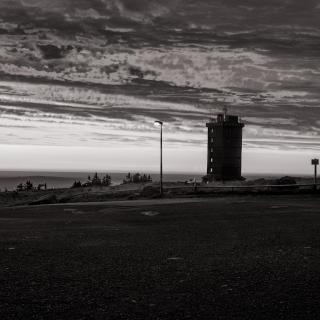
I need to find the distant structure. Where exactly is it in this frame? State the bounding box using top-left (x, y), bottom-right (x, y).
top-left (206, 110), bottom-right (245, 180)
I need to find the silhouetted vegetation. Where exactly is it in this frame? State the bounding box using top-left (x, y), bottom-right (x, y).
top-left (71, 181), bottom-right (82, 188)
top-left (123, 173), bottom-right (152, 184)
top-left (37, 183), bottom-right (47, 191)
top-left (16, 180), bottom-right (34, 192)
top-left (16, 181), bottom-right (48, 192)
top-left (71, 173), bottom-right (112, 188)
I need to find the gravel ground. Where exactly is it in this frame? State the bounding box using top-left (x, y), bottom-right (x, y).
top-left (1, 195), bottom-right (320, 319)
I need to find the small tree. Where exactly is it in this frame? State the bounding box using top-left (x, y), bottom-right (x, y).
top-left (26, 180), bottom-right (33, 191)
top-left (132, 173), bottom-right (141, 183)
top-left (102, 174), bottom-right (112, 186)
top-left (71, 181), bottom-right (82, 188)
top-left (91, 172), bottom-right (101, 186)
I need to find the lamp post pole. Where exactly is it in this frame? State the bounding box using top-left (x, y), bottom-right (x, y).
top-left (311, 158), bottom-right (319, 189)
top-left (154, 121), bottom-right (163, 196)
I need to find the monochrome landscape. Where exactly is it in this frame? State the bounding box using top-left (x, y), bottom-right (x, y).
top-left (1, 1), bottom-right (320, 319)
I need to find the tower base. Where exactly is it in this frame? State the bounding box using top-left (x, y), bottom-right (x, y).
top-left (202, 174), bottom-right (246, 183)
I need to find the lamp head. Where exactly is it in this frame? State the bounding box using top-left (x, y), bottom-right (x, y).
top-left (154, 120), bottom-right (163, 126)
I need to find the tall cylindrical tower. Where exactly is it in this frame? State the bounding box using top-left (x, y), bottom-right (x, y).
top-left (206, 113), bottom-right (244, 180)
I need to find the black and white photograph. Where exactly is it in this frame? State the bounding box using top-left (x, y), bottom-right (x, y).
top-left (1, 0), bottom-right (320, 319)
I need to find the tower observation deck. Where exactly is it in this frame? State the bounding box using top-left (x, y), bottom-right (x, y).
top-left (206, 113), bottom-right (245, 180)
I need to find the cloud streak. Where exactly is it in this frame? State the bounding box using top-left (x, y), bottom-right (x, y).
top-left (0, 0), bottom-right (320, 172)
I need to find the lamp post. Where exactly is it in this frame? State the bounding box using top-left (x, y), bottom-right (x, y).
top-left (154, 121), bottom-right (163, 196)
top-left (311, 158), bottom-right (319, 188)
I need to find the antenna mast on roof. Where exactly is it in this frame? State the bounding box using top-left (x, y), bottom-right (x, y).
top-left (223, 106), bottom-right (228, 119)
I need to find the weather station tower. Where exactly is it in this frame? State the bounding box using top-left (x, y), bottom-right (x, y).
top-left (206, 108), bottom-right (245, 181)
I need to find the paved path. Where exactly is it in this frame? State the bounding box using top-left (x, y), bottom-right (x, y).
top-left (1, 195), bottom-right (320, 319)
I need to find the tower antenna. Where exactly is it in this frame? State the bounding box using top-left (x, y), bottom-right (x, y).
top-left (223, 106), bottom-right (228, 119)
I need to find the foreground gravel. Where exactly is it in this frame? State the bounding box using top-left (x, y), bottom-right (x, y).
top-left (1, 195), bottom-right (320, 319)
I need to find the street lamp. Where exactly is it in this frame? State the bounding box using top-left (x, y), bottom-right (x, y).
top-left (154, 120), bottom-right (163, 196)
top-left (311, 158), bottom-right (319, 188)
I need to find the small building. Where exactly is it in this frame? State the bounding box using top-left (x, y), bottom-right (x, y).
top-left (206, 112), bottom-right (245, 180)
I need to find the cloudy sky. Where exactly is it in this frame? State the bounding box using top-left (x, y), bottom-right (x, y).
top-left (0, 0), bottom-right (320, 174)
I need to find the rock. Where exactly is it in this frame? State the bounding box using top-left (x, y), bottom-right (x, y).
top-left (38, 44), bottom-right (63, 59)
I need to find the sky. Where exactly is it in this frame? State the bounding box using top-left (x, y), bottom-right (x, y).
top-left (0, 0), bottom-right (320, 175)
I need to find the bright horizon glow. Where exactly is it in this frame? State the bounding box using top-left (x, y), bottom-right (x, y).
top-left (1, 1), bottom-right (320, 177)
top-left (0, 144), bottom-right (317, 177)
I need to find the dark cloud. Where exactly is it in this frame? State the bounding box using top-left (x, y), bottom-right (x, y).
top-left (38, 44), bottom-right (73, 59)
